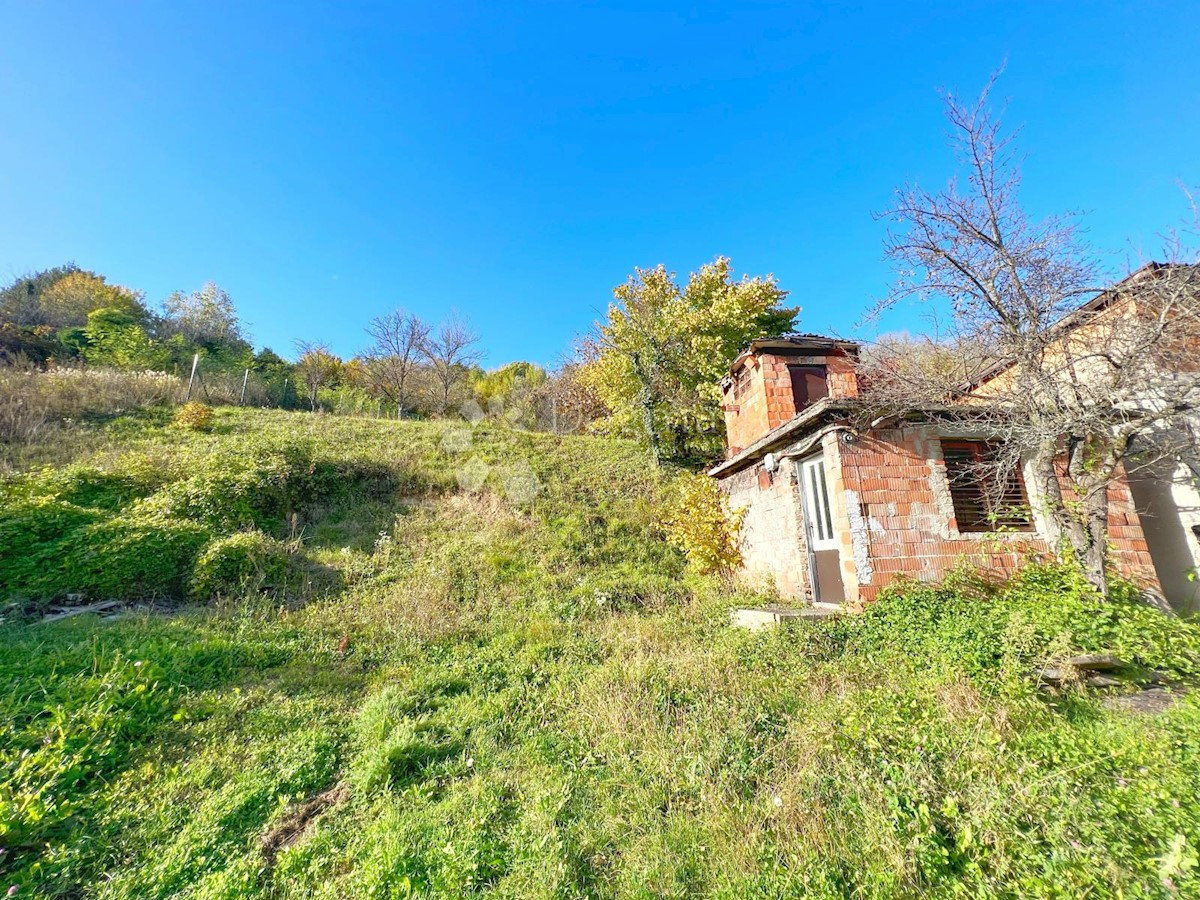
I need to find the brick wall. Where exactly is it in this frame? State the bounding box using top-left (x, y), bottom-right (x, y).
top-left (723, 357), bottom-right (769, 456)
top-left (722, 348), bottom-right (859, 457)
top-left (721, 462), bottom-right (812, 598)
top-left (716, 422), bottom-right (1161, 606)
top-left (834, 425), bottom-right (1160, 603)
top-left (826, 355), bottom-right (860, 401)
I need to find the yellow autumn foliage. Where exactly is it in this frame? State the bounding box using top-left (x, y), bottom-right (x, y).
top-left (664, 473), bottom-right (745, 574)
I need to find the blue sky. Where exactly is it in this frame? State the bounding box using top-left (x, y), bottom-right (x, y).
top-left (1, 1), bottom-right (1196, 366)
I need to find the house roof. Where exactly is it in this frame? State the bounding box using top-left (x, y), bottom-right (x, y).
top-left (727, 333), bottom-right (860, 377)
top-left (968, 262), bottom-right (1194, 390)
top-left (707, 397), bottom-right (853, 478)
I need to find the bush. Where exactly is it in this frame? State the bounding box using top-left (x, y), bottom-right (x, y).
top-left (59, 514), bottom-right (212, 600)
top-left (173, 401), bottom-right (214, 431)
top-left (663, 473), bottom-right (744, 574)
top-left (0, 502), bottom-right (211, 602)
top-left (0, 498), bottom-right (104, 597)
top-left (190, 531), bottom-right (291, 599)
top-left (0, 432), bottom-right (406, 602)
top-left (840, 562), bottom-right (1200, 680)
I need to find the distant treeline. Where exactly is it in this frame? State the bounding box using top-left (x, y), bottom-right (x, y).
top-left (0, 265), bottom-right (602, 430)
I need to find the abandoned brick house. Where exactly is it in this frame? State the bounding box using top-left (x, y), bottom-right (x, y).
top-left (710, 316), bottom-right (1200, 615)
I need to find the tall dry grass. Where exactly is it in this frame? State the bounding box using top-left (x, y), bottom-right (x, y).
top-left (0, 362), bottom-right (182, 450)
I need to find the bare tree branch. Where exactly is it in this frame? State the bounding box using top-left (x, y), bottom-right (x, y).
top-left (862, 71), bottom-right (1200, 597)
top-left (424, 311), bottom-right (482, 414)
top-left (364, 309), bottom-right (430, 417)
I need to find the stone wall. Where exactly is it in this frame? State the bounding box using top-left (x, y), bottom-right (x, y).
top-left (721, 461), bottom-right (812, 598)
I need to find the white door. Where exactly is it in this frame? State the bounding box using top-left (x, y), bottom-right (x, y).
top-left (800, 457), bottom-right (836, 551)
top-left (799, 456), bottom-right (844, 602)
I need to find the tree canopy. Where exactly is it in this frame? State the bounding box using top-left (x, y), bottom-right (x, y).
top-left (579, 257), bottom-right (798, 463)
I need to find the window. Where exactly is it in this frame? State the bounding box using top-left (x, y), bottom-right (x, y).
top-left (941, 440), bottom-right (1033, 532)
top-left (788, 365), bottom-right (828, 412)
top-left (732, 365), bottom-right (752, 401)
top-left (800, 457), bottom-right (836, 548)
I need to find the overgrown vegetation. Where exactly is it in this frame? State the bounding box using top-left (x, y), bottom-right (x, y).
top-left (664, 473), bottom-right (746, 574)
top-left (2, 408), bottom-right (1199, 898)
top-left (578, 257), bottom-right (798, 464)
top-left (1, 266), bottom-right (597, 429)
top-left (0, 365), bottom-right (180, 449)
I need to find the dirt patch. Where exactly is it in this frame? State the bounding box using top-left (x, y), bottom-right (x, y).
top-left (261, 781), bottom-right (349, 865)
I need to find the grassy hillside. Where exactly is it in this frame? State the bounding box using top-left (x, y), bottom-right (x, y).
top-left (2, 408), bottom-right (1200, 898)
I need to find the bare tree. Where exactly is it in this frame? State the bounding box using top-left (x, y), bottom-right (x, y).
top-left (536, 361), bottom-right (606, 434)
top-left (424, 312), bottom-right (482, 414)
top-left (294, 341), bottom-right (342, 410)
top-left (868, 70), bottom-right (1200, 597)
top-left (364, 309), bottom-right (430, 417)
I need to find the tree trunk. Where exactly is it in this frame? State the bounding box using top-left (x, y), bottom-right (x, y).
top-left (1032, 441), bottom-right (1109, 597)
top-left (673, 423), bottom-right (688, 460)
top-left (641, 395), bottom-right (660, 466)
top-left (1065, 437), bottom-right (1112, 598)
top-left (1082, 484), bottom-right (1111, 598)
top-left (631, 351), bottom-right (660, 466)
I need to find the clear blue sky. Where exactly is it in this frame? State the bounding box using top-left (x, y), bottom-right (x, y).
top-left (1, 1), bottom-right (1196, 366)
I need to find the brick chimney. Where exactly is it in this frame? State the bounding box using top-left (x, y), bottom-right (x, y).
top-left (720, 337), bottom-right (859, 457)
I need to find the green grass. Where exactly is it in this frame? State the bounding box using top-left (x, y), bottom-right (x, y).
top-left (2, 408), bottom-right (1199, 898)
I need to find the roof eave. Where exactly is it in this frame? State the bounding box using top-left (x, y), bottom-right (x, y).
top-left (708, 398), bottom-right (853, 478)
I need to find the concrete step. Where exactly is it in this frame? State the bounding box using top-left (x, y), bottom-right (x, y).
top-left (731, 604), bottom-right (843, 630)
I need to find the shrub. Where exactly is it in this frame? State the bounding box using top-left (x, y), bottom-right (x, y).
top-left (0, 506), bottom-right (210, 602)
top-left (0, 498), bottom-right (104, 598)
top-left (190, 531), bottom-right (291, 599)
top-left (133, 442), bottom-right (315, 529)
top-left (173, 401), bottom-right (214, 431)
top-left (60, 513), bottom-right (212, 600)
top-left (664, 473), bottom-right (745, 574)
top-left (840, 562), bottom-right (1200, 680)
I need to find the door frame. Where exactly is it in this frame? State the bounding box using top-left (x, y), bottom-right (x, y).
top-left (798, 453), bottom-right (843, 603)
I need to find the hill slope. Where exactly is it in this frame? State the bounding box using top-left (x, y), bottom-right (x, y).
top-left (2, 408), bottom-right (1199, 898)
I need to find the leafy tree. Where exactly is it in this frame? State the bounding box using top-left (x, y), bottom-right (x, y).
top-left (162, 283), bottom-right (249, 353)
top-left (579, 257), bottom-right (798, 464)
top-left (294, 342), bottom-right (342, 410)
top-left (253, 348), bottom-right (294, 381)
top-left (81, 307), bottom-right (167, 370)
top-left (40, 271), bottom-right (147, 328)
top-left (252, 348), bottom-right (297, 406)
top-left (471, 361), bottom-right (548, 426)
top-left (1, 266), bottom-right (148, 332)
top-left (0, 264), bottom-right (81, 326)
